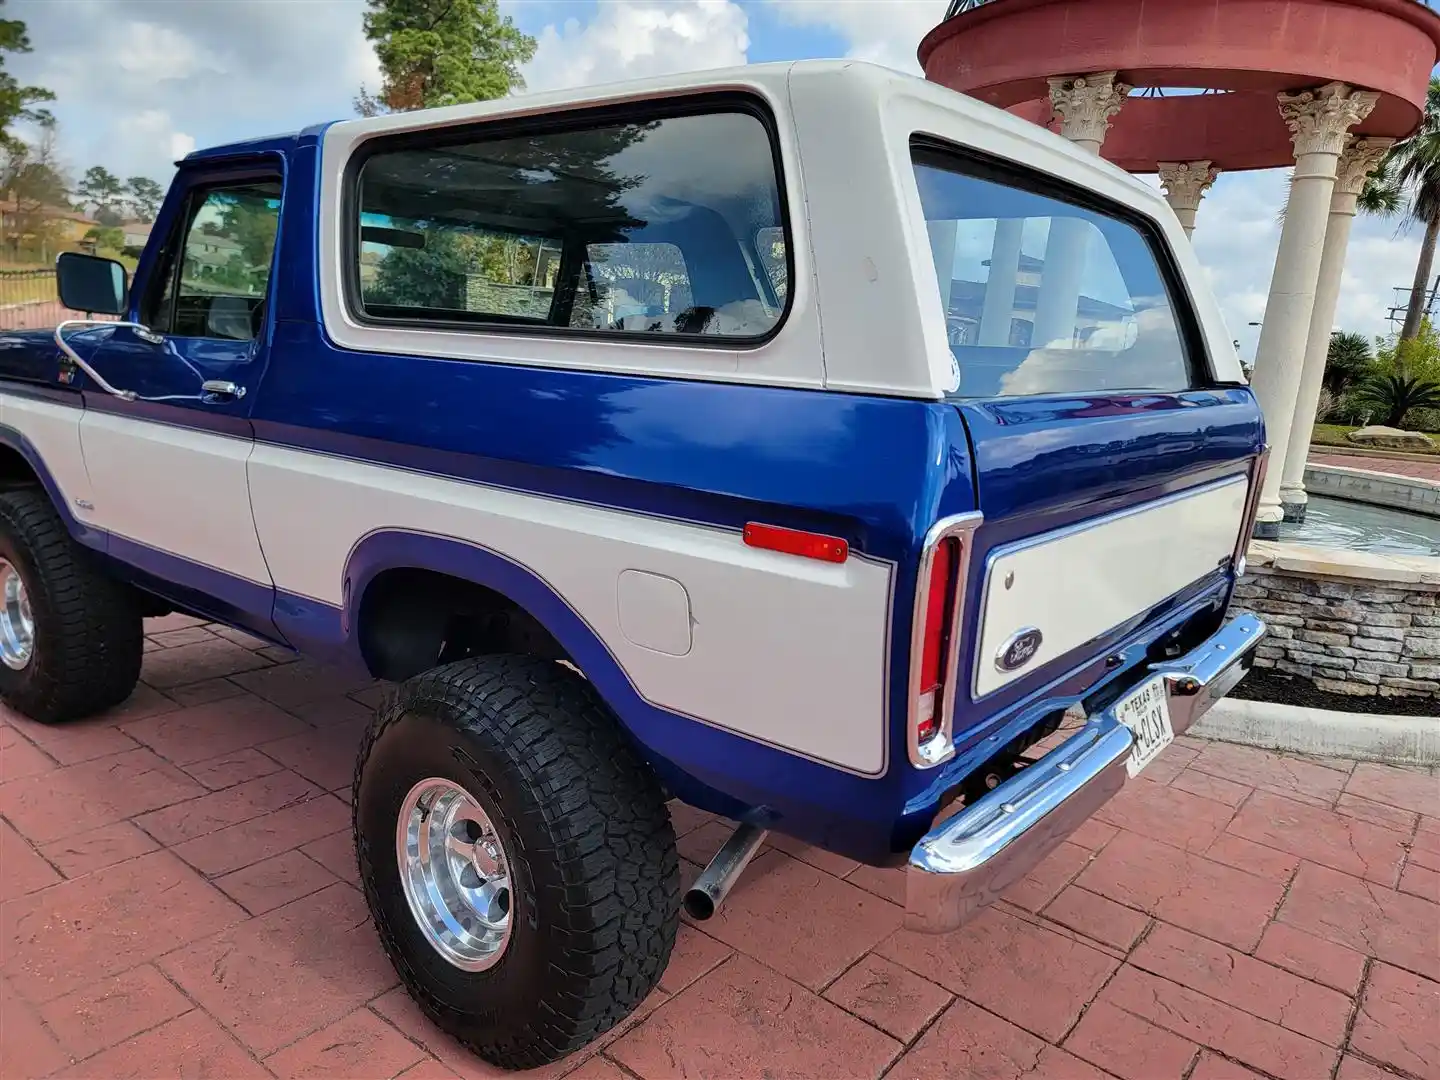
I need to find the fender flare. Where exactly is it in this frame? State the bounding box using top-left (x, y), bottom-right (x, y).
top-left (341, 528), bottom-right (792, 820)
top-left (344, 528), bottom-right (655, 717)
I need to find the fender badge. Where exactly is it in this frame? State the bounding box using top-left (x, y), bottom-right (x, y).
top-left (996, 627), bottom-right (1043, 672)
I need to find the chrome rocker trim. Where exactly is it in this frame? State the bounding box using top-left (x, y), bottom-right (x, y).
top-left (905, 612), bottom-right (1266, 934)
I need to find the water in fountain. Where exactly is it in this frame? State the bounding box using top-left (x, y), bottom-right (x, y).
top-left (1282, 496), bottom-right (1440, 556)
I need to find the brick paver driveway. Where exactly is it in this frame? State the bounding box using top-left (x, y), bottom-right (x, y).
top-left (1311, 452), bottom-right (1440, 484)
top-left (2, 616), bottom-right (1437, 1080)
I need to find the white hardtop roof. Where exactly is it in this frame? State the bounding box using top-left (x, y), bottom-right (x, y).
top-left (313, 58), bottom-right (1235, 394)
top-left (323, 58), bottom-right (1167, 220)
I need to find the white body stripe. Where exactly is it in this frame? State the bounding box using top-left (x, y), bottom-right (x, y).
top-left (0, 390), bottom-right (893, 774)
top-left (973, 477), bottom-right (1248, 699)
top-left (245, 442), bottom-right (893, 775)
top-left (1, 395), bottom-right (94, 517)
top-left (78, 411), bottom-right (273, 586)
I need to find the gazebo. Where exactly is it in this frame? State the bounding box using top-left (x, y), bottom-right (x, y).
top-left (919, 0), bottom-right (1440, 535)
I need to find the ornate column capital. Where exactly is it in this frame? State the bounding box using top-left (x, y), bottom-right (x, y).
top-left (1048, 71), bottom-right (1133, 150)
top-left (1278, 82), bottom-right (1380, 158)
top-left (1157, 161), bottom-right (1221, 212)
top-left (1334, 135), bottom-right (1395, 197)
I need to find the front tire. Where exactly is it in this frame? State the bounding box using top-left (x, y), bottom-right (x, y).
top-left (0, 488), bottom-right (142, 723)
top-left (353, 655), bottom-right (679, 1070)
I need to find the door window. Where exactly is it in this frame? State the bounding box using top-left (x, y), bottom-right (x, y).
top-left (150, 181), bottom-right (282, 341)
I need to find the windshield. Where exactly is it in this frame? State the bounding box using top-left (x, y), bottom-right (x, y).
top-left (912, 144), bottom-right (1195, 399)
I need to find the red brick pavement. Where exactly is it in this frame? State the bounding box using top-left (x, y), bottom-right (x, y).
top-left (1311, 453), bottom-right (1440, 484)
top-left (2, 615), bottom-right (1437, 1079)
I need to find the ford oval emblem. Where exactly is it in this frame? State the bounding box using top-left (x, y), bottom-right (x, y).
top-left (996, 627), bottom-right (1043, 672)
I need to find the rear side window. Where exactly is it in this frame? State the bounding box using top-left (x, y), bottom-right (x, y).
top-left (351, 105), bottom-right (789, 341)
top-left (912, 145), bottom-right (1194, 399)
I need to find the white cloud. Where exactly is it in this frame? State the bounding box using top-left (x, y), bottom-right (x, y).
top-left (170, 131), bottom-right (197, 161)
top-left (769, 0), bottom-right (946, 74)
top-left (524, 0), bottom-right (750, 93)
top-left (7, 0), bottom-right (755, 182)
top-left (1335, 224), bottom-right (1421, 341)
top-left (110, 108), bottom-right (195, 176)
top-left (7, 0), bottom-right (377, 182)
top-left (113, 21), bottom-right (224, 82)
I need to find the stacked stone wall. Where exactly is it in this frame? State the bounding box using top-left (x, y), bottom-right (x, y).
top-left (1232, 571), bottom-right (1440, 700)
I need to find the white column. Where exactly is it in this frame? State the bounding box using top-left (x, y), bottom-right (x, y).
top-left (1038, 72), bottom-right (1133, 347)
top-left (979, 218), bottom-right (1023, 346)
top-left (1279, 136), bottom-right (1394, 521)
top-left (1247, 82), bottom-right (1378, 538)
top-left (1034, 220), bottom-right (1090, 348)
top-left (1157, 161), bottom-right (1221, 238)
top-left (926, 219), bottom-right (957, 322)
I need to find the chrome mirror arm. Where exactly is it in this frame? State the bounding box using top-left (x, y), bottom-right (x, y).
top-left (53, 320), bottom-right (164, 402)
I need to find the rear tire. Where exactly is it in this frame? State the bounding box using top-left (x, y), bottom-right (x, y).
top-left (353, 654), bottom-right (679, 1070)
top-left (0, 488), bottom-right (142, 723)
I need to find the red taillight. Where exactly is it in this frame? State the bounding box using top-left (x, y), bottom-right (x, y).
top-left (915, 536), bottom-right (958, 745)
top-left (908, 513), bottom-right (980, 768)
top-left (743, 522), bottom-right (849, 564)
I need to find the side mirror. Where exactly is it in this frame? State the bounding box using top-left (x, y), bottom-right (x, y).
top-left (56, 252), bottom-right (128, 317)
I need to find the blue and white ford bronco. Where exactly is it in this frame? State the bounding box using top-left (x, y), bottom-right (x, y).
top-left (0, 61), bottom-right (1265, 1068)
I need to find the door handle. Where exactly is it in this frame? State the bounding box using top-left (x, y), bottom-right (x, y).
top-left (200, 380), bottom-right (246, 401)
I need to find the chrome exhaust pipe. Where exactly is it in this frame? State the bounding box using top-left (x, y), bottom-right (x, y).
top-left (683, 823), bottom-right (767, 920)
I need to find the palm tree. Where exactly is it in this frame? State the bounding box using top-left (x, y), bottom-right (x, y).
top-left (1355, 371), bottom-right (1440, 427)
top-left (1363, 77), bottom-right (1440, 341)
top-left (1323, 330), bottom-right (1373, 394)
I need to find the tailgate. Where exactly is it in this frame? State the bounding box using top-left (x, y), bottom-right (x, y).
top-left (954, 391), bottom-right (1262, 709)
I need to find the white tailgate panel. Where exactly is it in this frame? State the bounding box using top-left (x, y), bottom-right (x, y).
top-left (974, 477), bottom-right (1248, 699)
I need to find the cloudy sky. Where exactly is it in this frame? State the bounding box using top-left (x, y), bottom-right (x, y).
top-left (5, 0), bottom-right (1424, 356)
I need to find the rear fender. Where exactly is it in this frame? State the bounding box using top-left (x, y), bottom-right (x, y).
top-left (340, 529), bottom-right (756, 818)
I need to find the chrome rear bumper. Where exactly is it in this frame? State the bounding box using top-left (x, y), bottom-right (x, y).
top-left (905, 612), bottom-right (1265, 934)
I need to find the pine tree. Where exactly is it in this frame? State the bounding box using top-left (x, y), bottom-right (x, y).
top-left (0, 1), bottom-right (53, 152)
top-left (356, 0), bottom-right (536, 116)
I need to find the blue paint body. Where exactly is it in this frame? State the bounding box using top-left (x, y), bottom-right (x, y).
top-left (0, 127), bottom-right (1265, 865)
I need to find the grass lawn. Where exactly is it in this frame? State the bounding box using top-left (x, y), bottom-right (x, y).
top-left (1312, 422), bottom-right (1439, 455)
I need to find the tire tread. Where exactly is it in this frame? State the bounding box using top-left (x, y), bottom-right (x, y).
top-left (353, 654), bottom-right (679, 1069)
top-left (0, 488), bottom-right (142, 722)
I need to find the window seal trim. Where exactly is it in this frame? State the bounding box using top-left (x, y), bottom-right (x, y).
top-left (339, 91), bottom-right (796, 350)
top-left (909, 135), bottom-right (1213, 394)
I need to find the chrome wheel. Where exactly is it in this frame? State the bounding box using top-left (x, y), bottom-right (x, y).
top-left (0, 558), bottom-right (34, 672)
top-left (396, 777), bottom-right (513, 972)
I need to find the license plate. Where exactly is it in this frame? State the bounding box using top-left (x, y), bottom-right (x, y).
top-left (1113, 676), bottom-right (1174, 778)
